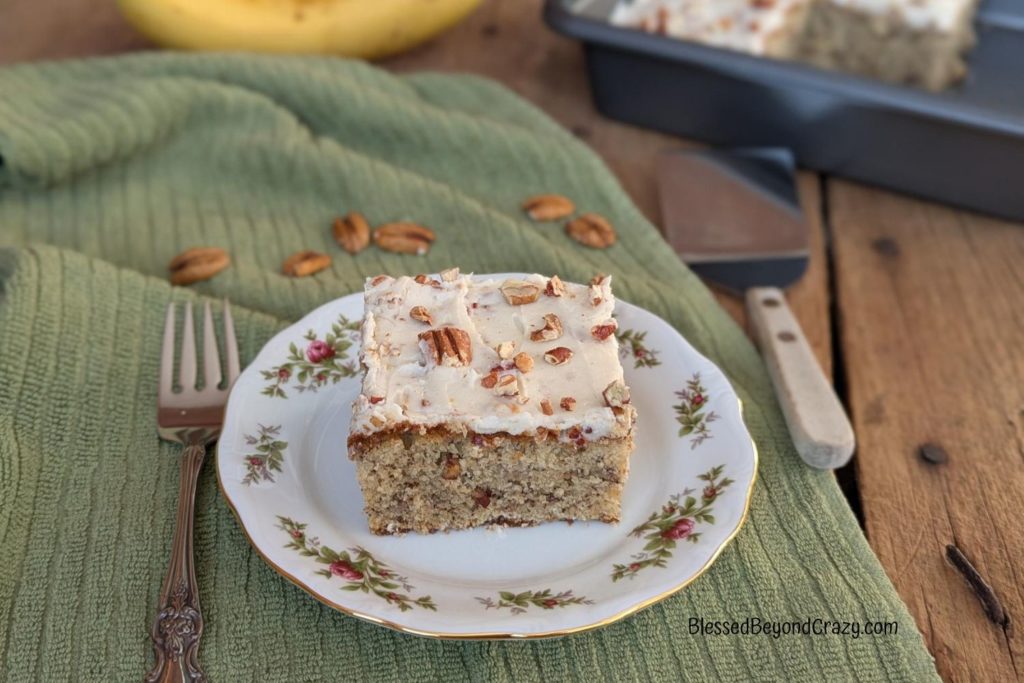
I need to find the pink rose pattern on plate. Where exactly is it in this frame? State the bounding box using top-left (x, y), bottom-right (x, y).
top-left (278, 517), bottom-right (437, 612)
top-left (261, 315), bottom-right (361, 398)
top-left (616, 327), bottom-right (661, 369)
top-left (611, 465), bottom-right (734, 581)
top-left (675, 373), bottom-right (719, 448)
top-left (475, 589), bottom-right (594, 614)
top-left (241, 424), bottom-right (287, 485)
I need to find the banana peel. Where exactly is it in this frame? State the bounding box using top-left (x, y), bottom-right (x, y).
top-left (117, 0), bottom-right (482, 60)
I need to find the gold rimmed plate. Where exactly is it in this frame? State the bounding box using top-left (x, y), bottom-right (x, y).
top-left (217, 274), bottom-right (757, 639)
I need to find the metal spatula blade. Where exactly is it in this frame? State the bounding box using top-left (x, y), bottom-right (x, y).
top-left (658, 147), bottom-right (854, 470)
top-left (658, 147), bottom-right (809, 293)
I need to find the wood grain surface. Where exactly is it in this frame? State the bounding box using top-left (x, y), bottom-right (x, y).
top-left (831, 181), bottom-right (1023, 682)
top-left (2, 1), bottom-right (1021, 680)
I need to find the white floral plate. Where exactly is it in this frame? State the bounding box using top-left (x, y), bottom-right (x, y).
top-left (217, 274), bottom-right (758, 639)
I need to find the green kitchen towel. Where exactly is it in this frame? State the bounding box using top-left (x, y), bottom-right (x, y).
top-left (0, 54), bottom-right (937, 682)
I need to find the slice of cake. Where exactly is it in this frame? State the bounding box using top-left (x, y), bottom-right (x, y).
top-left (611, 0), bottom-right (979, 91)
top-left (348, 269), bottom-right (636, 535)
top-left (798, 0), bottom-right (978, 91)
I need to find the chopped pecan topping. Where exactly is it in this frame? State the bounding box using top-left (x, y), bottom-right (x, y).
top-left (540, 399), bottom-right (554, 416)
top-left (368, 396), bottom-right (384, 405)
top-left (439, 266), bottom-right (460, 282)
top-left (590, 274), bottom-right (607, 286)
top-left (410, 306), bottom-right (433, 325)
top-left (530, 313), bottom-right (563, 342)
top-left (591, 319), bottom-right (618, 341)
top-left (494, 374), bottom-right (518, 397)
top-left (543, 347), bottom-right (573, 366)
top-left (413, 274), bottom-right (441, 288)
top-left (418, 327), bottom-right (472, 367)
top-left (560, 396), bottom-right (576, 411)
top-left (500, 280), bottom-right (541, 306)
top-left (369, 274), bottom-right (390, 287)
top-left (496, 341), bottom-right (516, 360)
top-left (545, 274), bottom-right (566, 297)
top-left (589, 284), bottom-right (603, 307)
top-left (513, 352), bottom-right (534, 373)
top-left (603, 379), bottom-right (631, 408)
top-left (481, 371), bottom-right (499, 389)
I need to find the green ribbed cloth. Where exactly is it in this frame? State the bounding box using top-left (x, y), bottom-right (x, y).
top-left (0, 54), bottom-right (936, 682)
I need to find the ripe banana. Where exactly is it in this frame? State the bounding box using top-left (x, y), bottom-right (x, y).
top-left (117, 0), bottom-right (482, 60)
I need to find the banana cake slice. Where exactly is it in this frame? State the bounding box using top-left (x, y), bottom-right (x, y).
top-left (348, 269), bottom-right (636, 535)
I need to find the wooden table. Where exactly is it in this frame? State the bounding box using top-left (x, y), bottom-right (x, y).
top-left (2, 2), bottom-right (1021, 680)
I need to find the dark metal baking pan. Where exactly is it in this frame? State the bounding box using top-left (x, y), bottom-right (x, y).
top-left (545, 0), bottom-right (1024, 221)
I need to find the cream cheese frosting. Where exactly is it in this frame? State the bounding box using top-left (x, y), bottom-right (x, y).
top-left (610, 0), bottom-right (814, 56)
top-left (611, 0), bottom-right (973, 47)
top-left (349, 271), bottom-right (634, 441)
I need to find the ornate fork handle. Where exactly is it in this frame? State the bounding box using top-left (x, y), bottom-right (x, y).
top-left (146, 440), bottom-right (208, 683)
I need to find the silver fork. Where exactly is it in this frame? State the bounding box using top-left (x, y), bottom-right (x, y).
top-left (146, 300), bottom-right (239, 683)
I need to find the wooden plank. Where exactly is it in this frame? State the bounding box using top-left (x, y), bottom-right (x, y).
top-left (830, 179), bottom-right (1024, 682)
top-left (0, 0), bottom-right (148, 63)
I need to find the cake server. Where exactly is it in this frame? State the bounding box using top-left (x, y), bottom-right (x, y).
top-left (658, 147), bottom-right (854, 469)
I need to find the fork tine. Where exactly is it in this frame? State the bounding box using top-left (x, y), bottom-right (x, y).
top-left (160, 303), bottom-right (176, 399)
top-left (202, 301), bottom-right (222, 390)
top-left (179, 301), bottom-right (197, 391)
top-left (223, 299), bottom-right (240, 384)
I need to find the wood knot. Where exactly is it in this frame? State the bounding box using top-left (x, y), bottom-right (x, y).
top-left (918, 442), bottom-right (949, 465)
top-left (871, 237), bottom-right (900, 258)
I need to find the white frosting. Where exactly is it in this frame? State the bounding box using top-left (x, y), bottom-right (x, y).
top-left (349, 272), bottom-right (633, 441)
top-left (610, 0), bottom-right (814, 55)
top-left (611, 0), bottom-right (972, 49)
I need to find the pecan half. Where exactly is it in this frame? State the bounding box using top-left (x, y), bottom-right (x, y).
top-left (332, 212), bottom-right (370, 254)
top-left (566, 213), bottom-right (616, 249)
top-left (374, 222), bottom-right (436, 255)
top-left (560, 396), bottom-right (576, 411)
top-left (540, 399), bottom-right (554, 416)
top-left (522, 193), bottom-right (575, 221)
top-left (418, 327), bottom-right (472, 367)
top-left (410, 306), bottom-right (433, 325)
top-left (500, 280), bottom-right (542, 306)
top-left (530, 313), bottom-right (563, 342)
top-left (496, 341), bottom-right (516, 360)
top-left (591, 320), bottom-right (618, 341)
top-left (168, 247), bottom-right (230, 286)
top-left (603, 379), bottom-right (631, 408)
top-left (513, 352), bottom-right (534, 373)
top-left (282, 250), bottom-right (332, 277)
top-left (543, 347), bottom-right (573, 366)
top-left (545, 275), bottom-right (566, 297)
